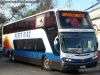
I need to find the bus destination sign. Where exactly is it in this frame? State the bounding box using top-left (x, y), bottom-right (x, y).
top-left (62, 13), bottom-right (85, 18)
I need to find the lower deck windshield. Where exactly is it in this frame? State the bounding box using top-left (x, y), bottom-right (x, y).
top-left (60, 32), bottom-right (97, 53)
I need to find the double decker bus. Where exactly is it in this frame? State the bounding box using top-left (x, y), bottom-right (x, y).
top-left (2, 8), bottom-right (98, 71)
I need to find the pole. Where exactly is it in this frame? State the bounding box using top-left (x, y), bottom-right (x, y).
top-left (67, 0), bottom-right (71, 9)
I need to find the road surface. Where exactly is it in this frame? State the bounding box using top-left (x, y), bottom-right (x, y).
top-left (0, 55), bottom-right (100, 75)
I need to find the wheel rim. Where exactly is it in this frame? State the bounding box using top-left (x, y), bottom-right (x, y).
top-left (11, 54), bottom-right (14, 61)
top-left (9, 54), bottom-right (11, 58)
top-left (44, 58), bottom-right (50, 69)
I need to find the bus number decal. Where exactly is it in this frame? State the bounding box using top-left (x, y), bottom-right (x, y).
top-left (14, 31), bottom-right (31, 39)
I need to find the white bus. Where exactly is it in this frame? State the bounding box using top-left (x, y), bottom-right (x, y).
top-left (2, 8), bottom-right (98, 71)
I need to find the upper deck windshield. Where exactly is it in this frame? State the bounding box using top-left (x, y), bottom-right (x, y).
top-left (60, 32), bottom-right (97, 53)
top-left (57, 11), bottom-right (93, 29)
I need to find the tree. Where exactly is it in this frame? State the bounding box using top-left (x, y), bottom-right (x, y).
top-left (0, 1), bottom-right (27, 24)
top-left (22, 0), bottom-right (58, 18)
top-left (0, 2), bottom-right (27, 44)
top-left (22, 9), bottom-right (37, 18)
top-left (0, 0), bottom-right (39, 24)
top-left (0, 0), bottom-right (58, 24)
top-left (10, 4), bottom-right (26, 20)
top-left (36, 0), bottom-right (58, 12)
top-left (0, 13), bottom-right (7, 24)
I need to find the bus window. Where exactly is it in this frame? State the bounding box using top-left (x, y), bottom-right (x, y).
top-left (24, 21), bottom-right (27, 30)
top-left (69, 17), bottom-right (81, 28)
top-left (20, 21), bottom-right (24, 31)
top-left (7, 26), bottom-right (10, 33)
top-left (24, 41), bottom-right (29, 49)
top-left (3, 26), bottom-right (5, 34)
top-left (28, 21), bottom-right (30, 30)
top-left (36, 38), bottom-right (45, 52)
top-left (30, 17), bottom-right (35, 29)
top-left (3, 26), bottom-right (7, 34)
top-left (45, 12), bottom-right (56, 27)
top-left (57, 11), bottom-right (93, 29)
top-left (9, 24), bottom-right (12, 33)
top-left (17, 23), bottom-right (20, 32)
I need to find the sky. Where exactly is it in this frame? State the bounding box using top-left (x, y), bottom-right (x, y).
top-left (56, 0), bottom-right (100, 11)
top-left (1, 0), bottom-right (100, 22)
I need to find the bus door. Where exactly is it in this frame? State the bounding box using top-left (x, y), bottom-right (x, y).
top-left (35, 38), bottom-right (46, 65)
top-left (31, 38), bottom-right (45, 65)
top-left (30, 39), bottom-right (37, 64)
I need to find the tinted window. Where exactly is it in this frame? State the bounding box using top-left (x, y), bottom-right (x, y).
top-left (57, 11), bottom-right (93, 29)
top-left (45, 12), bottom-right (56, 27)
top-left (36, 38), bottom-right (45, 52)
top-left (13, 39), bottom-right (36, 51)
top-left (13, 38), bottom-right (45, 52)
top-left (30, 17), bottom-right (36, 29)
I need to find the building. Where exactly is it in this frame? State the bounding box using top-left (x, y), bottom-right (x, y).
top-left (89, 7), bottom-right (100, 59)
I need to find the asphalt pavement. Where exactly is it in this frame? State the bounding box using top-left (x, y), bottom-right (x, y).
top-left (0, 52), bottom-right (2, 57)
top-left (0, 53), bottom-right (100, 75)
top-left (98, 60), bottom-right (100, 64)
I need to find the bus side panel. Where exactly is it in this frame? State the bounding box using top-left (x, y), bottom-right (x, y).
top-left (44, 28), bottom-right (61, 69)
top-left (3, 29), bottom-right (61, 70)
top-left (14, 50), bottom-right (42, 65)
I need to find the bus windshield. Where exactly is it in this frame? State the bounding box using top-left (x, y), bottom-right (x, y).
top-left (60, 32), bottom-right (97, 53)
top-left (57, 11), bottom-right (93, 29)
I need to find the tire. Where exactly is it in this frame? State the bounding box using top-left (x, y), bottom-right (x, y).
top-left (11, 52), bottom-right (15, 62)
top-left (42, 57), bottom-right (52, 71)
top-left (9, 52), bottom-right (12, 61)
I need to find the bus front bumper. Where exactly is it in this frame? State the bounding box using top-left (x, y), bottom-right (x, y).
top-left (60, 59), bottom-right (98, 71)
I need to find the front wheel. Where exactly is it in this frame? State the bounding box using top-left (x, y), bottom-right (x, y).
top-left (42, 57), bottom-right (52, 71)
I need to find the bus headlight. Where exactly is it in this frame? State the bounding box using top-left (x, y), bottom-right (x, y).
top-left (68, 58), bottom-right (72, 61)
top-left (92, 56), bottom-right (98, 59)
top-left (63, 58), bottom-right (72, 62)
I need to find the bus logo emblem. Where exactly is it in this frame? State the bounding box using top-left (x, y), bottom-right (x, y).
top-left (82, 59), bottom-right (84, 62)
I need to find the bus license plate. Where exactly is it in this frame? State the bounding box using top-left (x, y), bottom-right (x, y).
top-left (80, 65), bottom-right (86, 68)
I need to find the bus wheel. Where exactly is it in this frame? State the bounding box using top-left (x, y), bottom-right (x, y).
top-left (43, 57), bottom-right (52, 71)
top-left (9, 52), bottom-right (11, 61)
top-left (11, 53), bottom-right (15, 62)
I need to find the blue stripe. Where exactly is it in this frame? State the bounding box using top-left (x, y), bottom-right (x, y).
top-left (14, 50), bottom-right (33, 57)
top-left (71, 58), bottom-right (93, 63)
top-left (13, 50), bottom-right (60, 61)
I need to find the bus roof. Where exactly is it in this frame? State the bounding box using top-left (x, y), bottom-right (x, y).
top-left (3, 8), bottom-right (88, 26)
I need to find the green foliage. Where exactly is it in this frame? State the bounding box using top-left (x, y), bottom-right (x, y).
top-left (35, 0), bottom-right (54, 12)
top-left (0, 0), bottom-right (58, 24)
top-left (11, 4), bottom-right (26, 15)
top-left (22, 10), bottom-right (37, 18)
top-left (0, 13), bottom-right (7, 24)
top-left (22, 0), bottom-right (58, 18)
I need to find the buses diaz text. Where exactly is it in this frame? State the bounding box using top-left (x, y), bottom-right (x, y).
top-left (15, 31), bottom-right (31, 39)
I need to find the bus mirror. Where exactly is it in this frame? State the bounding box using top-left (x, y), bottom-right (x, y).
top-left (59, 38), bottom-right (62, 44)
top-left (56, 38), bottom-right (60, 50)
